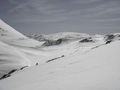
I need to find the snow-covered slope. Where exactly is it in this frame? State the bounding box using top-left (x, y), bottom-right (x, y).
top-left (0, 38), bottom-right (120, 90)
top-left (0, 19), bottom-right (45, 78)
top-left (0, 19), bottom-right (120, 90)
top-left (0, 19), bottom-right (42, 47)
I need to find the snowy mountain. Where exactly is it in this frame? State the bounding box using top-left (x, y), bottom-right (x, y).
top-left (0, 19), bottom-right (44, 78)
top-left (0, 19), bottom-right (120, 90)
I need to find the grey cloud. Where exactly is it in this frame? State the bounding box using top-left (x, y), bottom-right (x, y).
top-left (0, 0), bottom-right (120, 34)
top-left (72, 0), bottom-right (100, 4)
top-left (8, 0), bottom-right (69, 22)
top-left (8, 0), bottom-right (18, 5)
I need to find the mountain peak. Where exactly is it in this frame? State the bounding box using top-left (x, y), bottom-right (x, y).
top-left (0, 19), bottom-right (27, 40)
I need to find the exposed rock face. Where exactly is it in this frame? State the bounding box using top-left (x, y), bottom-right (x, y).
top-left (42, 39), bottom-right (63, 46)
top-left (80, 37), bottom-right (94, 43)
top-left (104, 33), bottom-right (120, 44)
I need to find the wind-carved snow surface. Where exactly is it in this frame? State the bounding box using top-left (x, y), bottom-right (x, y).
top-left (0, 19), bottom-right (120, 90)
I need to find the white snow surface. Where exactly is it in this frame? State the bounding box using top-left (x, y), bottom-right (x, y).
top-left (0, 19), bottom-right (120, 90)
top-left (0, 19), bottom-right (45, 77)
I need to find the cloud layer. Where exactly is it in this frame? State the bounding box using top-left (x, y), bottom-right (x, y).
top-left (0, 0), bottom-right (120, 34)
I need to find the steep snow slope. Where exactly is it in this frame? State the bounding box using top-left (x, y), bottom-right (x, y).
top-left (0, 19), bottom-right (42, 47)
top-left (0, 19), bottom-right (26, 39)
top-left (0, 19), bottom-right (45, 78)
top-left (0, 40), bottom-right (120, 90)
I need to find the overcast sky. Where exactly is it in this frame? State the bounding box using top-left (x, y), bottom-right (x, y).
top-left (0, 0), bottom-right (120, 34)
